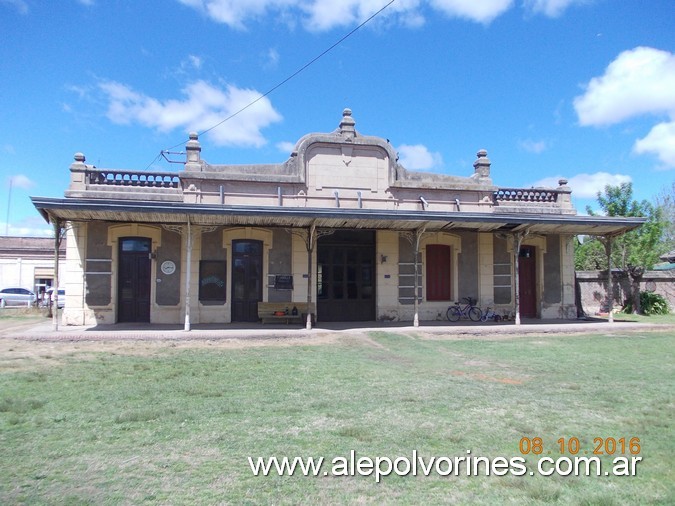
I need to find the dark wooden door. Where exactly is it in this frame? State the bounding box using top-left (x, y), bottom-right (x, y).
top-left (518, 246), bottom-right (537, 318)
top-left (118, 237), bottom-right (151, 322)
top-left (317, 230), bottom-right (375, 322)
top-left (231, 240), bottom-right (263, 322)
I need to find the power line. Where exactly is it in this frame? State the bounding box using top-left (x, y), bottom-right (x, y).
top-left (158, 0), bottom-right (396, 157)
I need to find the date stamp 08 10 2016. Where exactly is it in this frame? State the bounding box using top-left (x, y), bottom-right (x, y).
top-left (518, 437), bottom-right (641, 456)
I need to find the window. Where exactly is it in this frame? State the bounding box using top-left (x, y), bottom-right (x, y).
top-left (199, 260), bottom-right (227, 302)
top-left (426, 244), bottom-right (451, 301)
top-left (121, 237), bottom-right (151, 252)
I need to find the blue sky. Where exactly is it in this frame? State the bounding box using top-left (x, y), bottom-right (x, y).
top-left (1, 0), bottom-right (673, 236)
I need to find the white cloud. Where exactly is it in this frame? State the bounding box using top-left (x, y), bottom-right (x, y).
top-left (530, 172), bottom-right (632, 198)
top-left (178, 0), bottom-right (294, 30)
top-left (633, 120), bottom-right (675, 168)
top-left (302, 0), bottom-right (426, 31)
top-left (519, 139), bottom-right (547, 154)
top-left (185, 54), bottom-right (203, 70)
top-left (574, 47), bottom-right (675, 127)
top-left (429, 0), bottom-right (513, 23)
top-left (9, 174), bottom-right (35, 190)
top-left (2, 144), bottom-right (16, 155)
top-left (276, 141), bottom-right (296, 154)
top-left (99, 79), bottom-right (282, 147)
top-left (397, 144), bottom-right (443, 171)
top-left (171, 55), bottom-right (204, 79)
top-left (574, 47), bottom-right (675, 169)
top-left (65, 84), bottom-right (92, 99)
top-left (264, 48), bottom-right (280, 70)
top-left (523, 0), bottom-right (583, 17)
top-left (0, 0), bottom-right (29, 14)
top-left (0, 217), bottom-right (53, 237)
top-left (177, 0), bottom-right (566, 31)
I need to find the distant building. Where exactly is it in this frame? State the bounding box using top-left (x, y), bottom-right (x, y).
top-left (0, 236), bottom-right (66, 302)
top-left (32, 109), bottom-right (643, 327)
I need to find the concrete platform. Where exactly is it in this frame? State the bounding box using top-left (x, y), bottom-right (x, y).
top-left (3, 315), bottom-right (672, 341)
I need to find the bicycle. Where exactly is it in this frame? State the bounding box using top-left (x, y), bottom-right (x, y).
top-left (480, 307), bottom-right (503, 322)
top-left (446, 297), bottom-right (482, 322)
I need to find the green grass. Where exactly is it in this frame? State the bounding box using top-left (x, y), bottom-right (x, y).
top-left (609, 312), bottom-right (675, 324)
top-left (0, 309), bottom-right (45, 321)
top-left (1, 330), bottom-right (673, 504)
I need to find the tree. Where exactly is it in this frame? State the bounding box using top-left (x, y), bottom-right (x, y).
top-left (574, 236), bottom-right (605, 270)
top-left (655, 181), bottom-right (675, 253)
top-left (576, 182), bottom-right (665, 314)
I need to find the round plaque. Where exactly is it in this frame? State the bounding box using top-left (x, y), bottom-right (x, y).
top-left (161, 260), bottom-right (176, 275)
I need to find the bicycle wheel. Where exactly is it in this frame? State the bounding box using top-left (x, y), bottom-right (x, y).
top-left (468, 307), bottom-right (482, 322)
top-left (446, 306), bottom-right (461, 322)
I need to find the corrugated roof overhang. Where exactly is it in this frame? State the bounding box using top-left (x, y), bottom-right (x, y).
top-left (31, 197), bottom-right (646, 236)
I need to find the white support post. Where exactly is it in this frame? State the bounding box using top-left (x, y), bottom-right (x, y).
top-left (512, 229), bottom-right (529, 326)
top-left (52, 218), bottom-right (62, 332)
top-left (184, 220), bottom-right (192, 331)
top-left (306, 223), bottom-right (315, 330)
top-left (412, 225), bottom-right (426, 327)
top-left (413, 230), bottom-right (420, 327)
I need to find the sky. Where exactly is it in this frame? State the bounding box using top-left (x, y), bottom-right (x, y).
top-left (1, 0), bottom-right (673, 237)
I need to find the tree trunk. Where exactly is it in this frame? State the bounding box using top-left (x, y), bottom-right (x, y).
top-left (627, 265), bottom-right (644, 314)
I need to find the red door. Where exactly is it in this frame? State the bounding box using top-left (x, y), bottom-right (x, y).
top-left (518, 246), bottom-right (537, 318)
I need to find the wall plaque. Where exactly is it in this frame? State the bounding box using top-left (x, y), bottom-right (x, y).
top-left (274, 275), bottom-right (293, 290)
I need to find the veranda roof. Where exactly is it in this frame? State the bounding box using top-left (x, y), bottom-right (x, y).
top-left (32, 197), bottom-right (646, 236)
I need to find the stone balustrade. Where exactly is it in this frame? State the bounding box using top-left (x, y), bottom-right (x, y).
top-left (86, 168), bottom-right (180, 189)
top-left (493, 188), bottom-right (560, 203)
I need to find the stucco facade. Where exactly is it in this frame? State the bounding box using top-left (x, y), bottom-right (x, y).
top-left (0, 236), bottom-right (66, 301)
top-left (32, 109), bottom-right (643, 327)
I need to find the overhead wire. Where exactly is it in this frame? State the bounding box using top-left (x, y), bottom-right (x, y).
top-left (154, 0), bottom-right (397, 162)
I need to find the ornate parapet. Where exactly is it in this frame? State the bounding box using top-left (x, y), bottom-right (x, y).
top-left (85, 168), bottom-right (180, 189)
top-left (494, 188), bottom-right (559, 203)
top-left (65, 153), bottom-right (182, 201)
top-left (493, 179), bottom-right (575, 215)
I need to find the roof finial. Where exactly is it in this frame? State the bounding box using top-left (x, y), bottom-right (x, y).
top-left (473, 149), bottom-right (491, 181)
top-left (339, 108), bottom-right (356, 140)
top-left (473, 149), bottom-right (491, 178)
top-left (185, 131), bottom-right (202, 171)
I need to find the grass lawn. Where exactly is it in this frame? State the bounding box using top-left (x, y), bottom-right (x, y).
top-left (1, 328), bottom-right (673, 504)
top-left (609, 312), bottom-right (675, 324)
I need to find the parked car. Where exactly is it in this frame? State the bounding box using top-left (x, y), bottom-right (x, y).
top-left (0, 287), bottom-right (36, 307)
top-left (45, 288), bottom-right (65, 309)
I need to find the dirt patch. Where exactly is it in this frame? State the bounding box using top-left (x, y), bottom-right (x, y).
top-left (0, 332), bottom-right (343, 364)
top-left (0, 319), bottom-right (345, 371)
top-left (450, 370), bottom-right (525, 385)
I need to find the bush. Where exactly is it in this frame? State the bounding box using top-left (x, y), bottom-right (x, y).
top-left (624, 291), bottom-right (670, 315)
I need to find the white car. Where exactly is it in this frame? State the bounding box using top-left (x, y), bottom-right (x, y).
top-left (45, 288), bottom-right (65, 309)
top-left (0, 287), bottom-right (36, 307)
